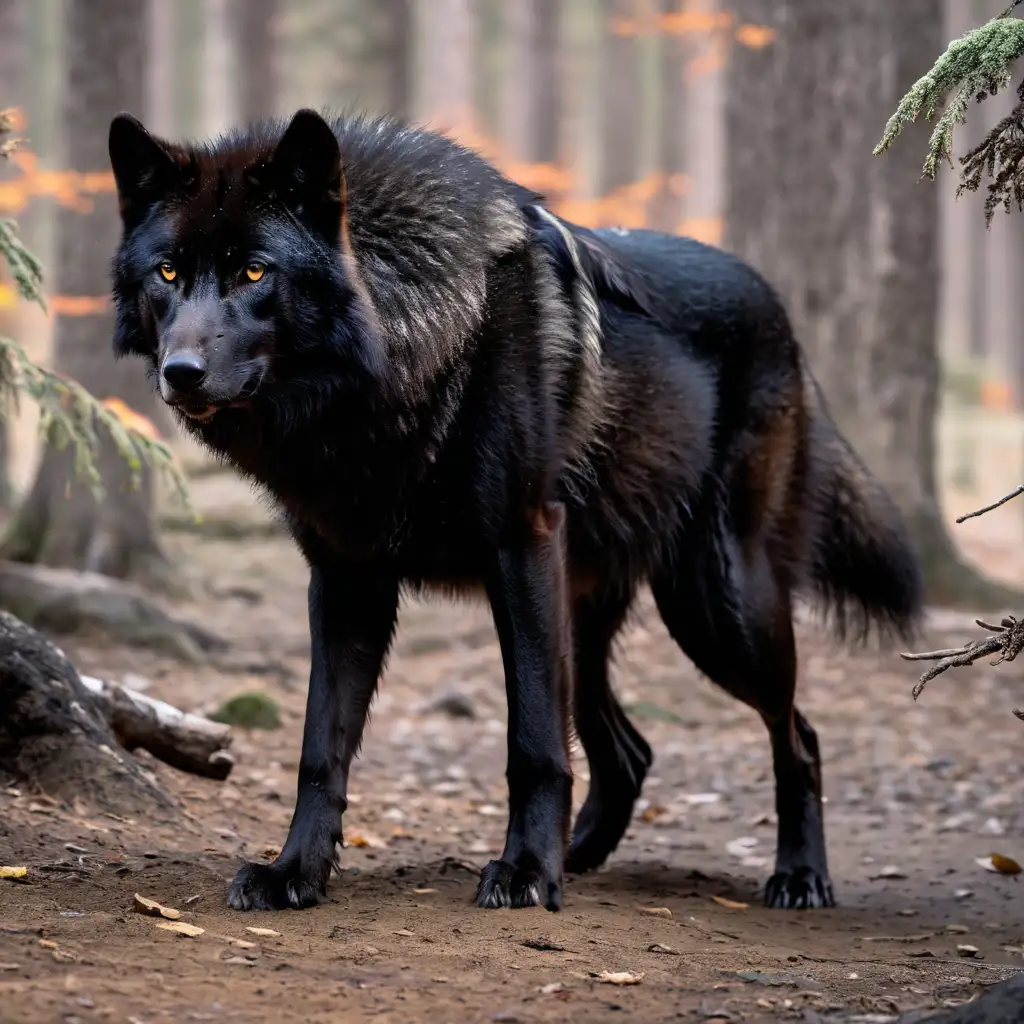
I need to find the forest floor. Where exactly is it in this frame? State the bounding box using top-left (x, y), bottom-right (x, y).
top-left (2, 467), bottom-right (1024, 1024)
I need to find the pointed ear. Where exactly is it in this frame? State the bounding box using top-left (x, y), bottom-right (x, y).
top-left (109, 113), bottom-right (185, 226)
top-left (264, 109), bottom-right (343, 244)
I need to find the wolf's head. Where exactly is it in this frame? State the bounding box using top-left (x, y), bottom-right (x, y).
top-left (108, 108), bottom-right (381, 427)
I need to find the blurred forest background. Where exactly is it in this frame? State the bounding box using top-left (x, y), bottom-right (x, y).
top-left (1, 0), bottom-right (1023, 605)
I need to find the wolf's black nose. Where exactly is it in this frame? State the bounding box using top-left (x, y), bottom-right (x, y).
top-left (161, 352), bottom-right (207, 392)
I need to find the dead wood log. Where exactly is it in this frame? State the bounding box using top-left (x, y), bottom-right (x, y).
top-left (0, 610), bottom-right (169, 810)
top-left (79, 675), bottom-right (234, 780)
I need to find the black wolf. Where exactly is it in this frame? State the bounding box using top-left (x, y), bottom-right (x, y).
top-left (107, 108), bottom-right (922, 914)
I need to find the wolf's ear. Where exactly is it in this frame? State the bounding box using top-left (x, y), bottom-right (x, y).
top-left (109, 113), bottom-right (186, 226)
top-left (264, 109), bottom-right (343, 244)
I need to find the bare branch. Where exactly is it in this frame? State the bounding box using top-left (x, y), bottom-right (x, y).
top-left (955, 484), bottom-right (1024, 522)
top-left (901, 615), bottom-right (1024, 709)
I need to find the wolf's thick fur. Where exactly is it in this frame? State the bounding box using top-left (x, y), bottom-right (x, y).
top-left (108, 109), bottom-right (923, 915)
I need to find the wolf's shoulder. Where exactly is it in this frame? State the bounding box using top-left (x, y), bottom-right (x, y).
top-left (332, 114), bottom-right (533, 264)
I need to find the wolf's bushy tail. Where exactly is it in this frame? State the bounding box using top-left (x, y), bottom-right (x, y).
top-left (804, 378), bottom-right (925, 644)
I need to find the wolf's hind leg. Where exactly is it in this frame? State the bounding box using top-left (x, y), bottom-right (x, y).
top-left (652, 546), bottom-right (833, 909)
top-left (565, 588), bottom-right (653, 875)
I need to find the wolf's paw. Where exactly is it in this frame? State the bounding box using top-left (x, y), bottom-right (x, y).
top-left (476, 858), bottom-right (563, 912)
top-left (764, 866), bottom-right (834, 909)
top-left (227, 859), bottom-right (327, 911)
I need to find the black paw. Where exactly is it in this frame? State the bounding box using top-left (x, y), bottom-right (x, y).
top-left (476, 859), bottom-right (563, 912)
top-left (764, 866), bottom-right (835, 909)
top-left (227, 858), bottom-right (328, 911)
top-left (565, 800), bottom-right (634, 875)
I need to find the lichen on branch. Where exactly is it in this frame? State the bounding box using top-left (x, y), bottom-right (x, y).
top-left (874, 0), bottom-right (1024, 221)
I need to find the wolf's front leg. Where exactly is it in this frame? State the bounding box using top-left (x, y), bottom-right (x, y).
top-left (477, 501), bottom-right (573, 912)
top-left (227, 558), bottom-right (398, 911)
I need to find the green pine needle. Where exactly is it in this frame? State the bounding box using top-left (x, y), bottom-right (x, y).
top-left (874, 3), bottom-right (1024, 181)
top-left (0, 107), bottom-right (189, 507)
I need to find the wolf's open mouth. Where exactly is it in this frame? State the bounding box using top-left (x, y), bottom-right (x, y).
top-left (181, 404), bottom-right (219, 423)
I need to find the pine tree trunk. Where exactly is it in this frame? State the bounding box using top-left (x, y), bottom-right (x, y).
top-left (500, 0), bottom-right (560, 167)
top-left (1, 0), bottom-right (175, 591)
top-left (600, 0), bottom-right (639, 200)
top-left (413, 0), bottom-right (477, 135)
top-left (233, 0), bottom-right (280, 125)
top-left (724, 0), bottom-right (1017, 608)
top-left (0, 0), bottom-right (27, 511)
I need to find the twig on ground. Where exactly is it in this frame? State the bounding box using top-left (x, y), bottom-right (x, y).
top-left (956, 484), bottom-right (1024, 522)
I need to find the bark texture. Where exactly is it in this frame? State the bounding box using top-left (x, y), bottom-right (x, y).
top-left (724, 0), bottom-right (1018, 608)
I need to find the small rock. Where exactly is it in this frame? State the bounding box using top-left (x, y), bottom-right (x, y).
top-left (869, 865), bottom-right (907, 880)
top-left (957, 944), bottom-right (980, 958)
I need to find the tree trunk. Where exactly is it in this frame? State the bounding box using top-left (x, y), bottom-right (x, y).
top-left (649, 0), bottom-right (685, 232)
top-left (0, 0), bottom-right (176, 591)
top-left (500, 0), bottom-right (560, 166)
top-left (600, 0), bottom-right (639, 203)
top-left (0, 0), bottom-right (27, 511)
top-left (232, 0), bottom-right (280, 125)
top-left (724, 0), bottom-right (1017, 608)
top-left (413, 0), bottom-right (477, 136)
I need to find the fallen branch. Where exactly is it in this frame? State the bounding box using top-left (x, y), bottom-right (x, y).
top-left (79, 676), bottom-right (234, 780)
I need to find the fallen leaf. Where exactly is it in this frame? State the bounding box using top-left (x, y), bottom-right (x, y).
top-left (597, 971), bottom-right (645, 986)
top-left (990, 853), bottom-right (1022, 875)
top-left (710, 895), bottom-right (749, 910)
top-left (641, 804), bottom-right (667, 823)
top-left (38, 940), bottom-right (58, 949)
top-left (393, 929), bottom-right (415, 937)
top-left (221, 955), bottom-right (255, 966)
top-left (133, 893), bottom-right (181, 920)
top-left (641, 907), bottom-right (672, 918)
top-left (0, 963), bottom-right (21, 971)
top-left (345, 830), bottom-right (387, 850)
top-left (412, 888), bottom-right (439, 895)
top-left (647, 943), bottom-right (679, 955)
top-left (0, 867), bottom-right (27, 880)
top-left (156, 921), bottom-right (204, 937)
top-left (245, 927), bottom-right (280, 938)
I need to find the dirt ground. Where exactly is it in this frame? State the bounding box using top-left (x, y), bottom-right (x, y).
top-left (2, 468), bottom-right (1024, 1024)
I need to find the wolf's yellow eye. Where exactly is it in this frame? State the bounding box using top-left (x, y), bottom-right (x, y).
top-left (245, 262), bottom-right (266, 283)
top-left (159, 262), bottom-right (176, 282)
